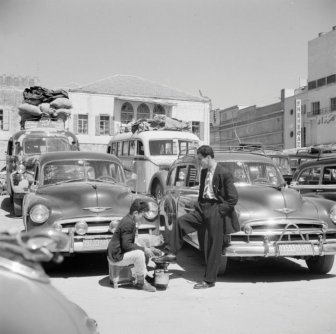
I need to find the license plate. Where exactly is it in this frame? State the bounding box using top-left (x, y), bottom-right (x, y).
top-left (278, 243), bottom-right (314, 256)
top-left (83, 238), bottom-right (110, 249)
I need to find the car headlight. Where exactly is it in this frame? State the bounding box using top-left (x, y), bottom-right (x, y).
top-left (30, 204), bottom-right (50, 224)
top-left (16, 163), bottom-right (26, 174)
top-left (75, 221), bottom-right (88, 235)
top-left (329, 205), bottom-right (336, 224)
top-left (144, 201), bottom-right (159, 221)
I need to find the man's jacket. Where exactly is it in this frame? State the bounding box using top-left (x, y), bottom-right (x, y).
top-left (198, 164), bottom-right (240, 234)
top-left (107, 214), bottom-right (144, 262)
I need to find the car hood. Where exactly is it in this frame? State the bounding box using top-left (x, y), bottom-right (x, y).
top-left (36, 181), bottom-right (132, 218)
top-left (236, 184), bottom-right (318, 224)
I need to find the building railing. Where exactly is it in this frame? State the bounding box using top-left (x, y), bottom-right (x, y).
top-left (306, 106), bottom-right (336, 118)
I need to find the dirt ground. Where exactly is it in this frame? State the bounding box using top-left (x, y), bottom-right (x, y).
top-left (1, 194), bottom-right (336, 334)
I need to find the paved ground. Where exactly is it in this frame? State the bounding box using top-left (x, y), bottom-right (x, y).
top-left (1, 194), bottom-right (336, 334)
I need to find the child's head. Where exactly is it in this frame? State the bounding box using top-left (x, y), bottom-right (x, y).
top-left (129, 199), bottom-right (150, 222)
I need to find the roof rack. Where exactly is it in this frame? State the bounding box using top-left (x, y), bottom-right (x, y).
top-left (212, 144), bottom-right (266, 155)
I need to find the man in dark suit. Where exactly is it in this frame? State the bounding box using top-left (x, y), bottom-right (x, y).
top-left (159, 145), bottom-right (239, 289)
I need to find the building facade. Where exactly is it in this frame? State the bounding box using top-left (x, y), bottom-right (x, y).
top-left (284, 26), bottom-right (336, 148)
top-left (210, 89), bottom-right (293, 149)
top-left (0, 75), bottom-right (40, 167)
top-left (68, 75), bottom-right (210, 152)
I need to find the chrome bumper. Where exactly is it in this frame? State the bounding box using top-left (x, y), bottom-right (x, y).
top-left (59, 230), bottom-right (163, 254)
top-left (225, 240), bottom-right (336, 257)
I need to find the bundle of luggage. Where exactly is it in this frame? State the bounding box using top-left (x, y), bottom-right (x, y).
top-left (18, 86), bottom-right (73, 129)
top-left (127, 114), bottom-right (192, 134)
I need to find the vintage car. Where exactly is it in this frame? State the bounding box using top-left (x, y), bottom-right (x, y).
top-left (0, 228), bottom-right (99, 334)
top-left (6, 119), bottom-right (79, 216)
top-left (23, 151), bottom-right (161, 255)
top-left (289, 154), bottom-right (336, 202)
top-left (160, 150), bottom-right (336, 274)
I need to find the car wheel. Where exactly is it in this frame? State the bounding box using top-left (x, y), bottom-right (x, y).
top-left (163, 199), bottom-right (176, 231)
top-left (153, 182), bottom-right (164, 202)
top-left (306, 255), bottom-right (334, 274)
top-left (13, 195), bottom-right (23, 217)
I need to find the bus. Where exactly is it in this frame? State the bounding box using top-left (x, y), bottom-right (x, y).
top-left (107, 130), bottom-right (200, 200)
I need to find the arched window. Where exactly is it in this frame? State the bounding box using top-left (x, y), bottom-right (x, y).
top-left (153, 104), bottom-right (165, 115)
top-left (121, 102), bottom-right (134, 123)
top-left (137, 103), bottom-right (150, 119)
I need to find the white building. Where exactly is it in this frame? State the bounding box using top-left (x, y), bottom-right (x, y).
top-left (284, 26), bottom-right (336, 148)
top-left (68, 75), bottom-right (210, 152)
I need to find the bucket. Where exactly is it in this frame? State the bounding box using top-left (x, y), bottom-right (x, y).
top-left (154, 269), bottom-right (169, 290)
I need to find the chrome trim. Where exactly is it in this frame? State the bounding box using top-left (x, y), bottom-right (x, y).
top-left (0, 256), bottom-right (49, 283)
top-left (55, 216), bottom-right (124, 225)
top-left (224, 241), bottom-right (336, 257)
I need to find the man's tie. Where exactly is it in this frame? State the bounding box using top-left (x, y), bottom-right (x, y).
top-left (203, 170), bottom-right (211, 199)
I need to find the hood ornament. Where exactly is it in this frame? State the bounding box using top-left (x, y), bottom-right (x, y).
top-left (275, 208), bottom-right (296, 214)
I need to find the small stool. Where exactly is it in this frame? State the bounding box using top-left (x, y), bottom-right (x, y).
top-left (107, 258), bottom-right (134, 289)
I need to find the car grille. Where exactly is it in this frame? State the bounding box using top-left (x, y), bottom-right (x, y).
top-left (231, 219), bottom-right (336, 243)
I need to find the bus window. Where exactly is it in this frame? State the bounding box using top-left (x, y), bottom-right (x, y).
top-left (117, 142), bottom-right (122, 156)
top-left (149, 140), bottom-right (177, 156)
top-left (129, 140), bottom-right (136, 156)
top-left (122, 141), bottom-right (129, 156)
top-left (137, 141), bottom-right (144, 155)
top-left (110, 143), bottom-right (116, 155)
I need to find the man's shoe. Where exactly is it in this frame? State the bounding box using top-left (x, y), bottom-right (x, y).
top-left (155, 253), bottom-right (177, 263)
top-left (193, 281), bottom-right (215, 289)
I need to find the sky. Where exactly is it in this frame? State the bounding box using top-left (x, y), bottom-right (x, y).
top-left (1, 0), bottom-right (335, 109)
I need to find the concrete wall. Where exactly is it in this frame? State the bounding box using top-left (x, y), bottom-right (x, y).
top-left (211, 102), bottom-right (284, 149)
top-left (308, 28), bottom-right (336, 80)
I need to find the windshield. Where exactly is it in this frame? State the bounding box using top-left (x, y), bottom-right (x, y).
top-left (219, 161), bottom-right (284, 186)
top-left (270, 157), bottom-right (292, 175)
top-left (42, 159), bottom-right (125, 185)
top-left (23, 138), bottom-right (70, 155)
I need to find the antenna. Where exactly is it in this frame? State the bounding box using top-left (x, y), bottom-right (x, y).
top-left (231, 109), bottom-right (241, 144)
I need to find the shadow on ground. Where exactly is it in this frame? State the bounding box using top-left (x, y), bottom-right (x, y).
top-left (46, 244), bottom-right (335, 285)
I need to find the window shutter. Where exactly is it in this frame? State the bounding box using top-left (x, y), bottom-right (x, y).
top-left (73, 114), bottom-right (78, 134)
top-left (95, 115), bottom-right (100, 136)
top-left (3, 110), bottom-right (9, 131)
top-left (199, 121), bottom-right (204, 141)
top-left (109, 116), bottom-right (114, 136)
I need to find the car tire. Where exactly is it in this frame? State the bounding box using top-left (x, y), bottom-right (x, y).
top-left (152, 181), bottom-right (164, 202)
top-left (306, 255), bottom-right (334, 274)
top-left (13, 195), bottom-right (23, 217)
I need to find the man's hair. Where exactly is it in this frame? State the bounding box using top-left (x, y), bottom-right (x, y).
top-left (129, 199), bottom-right (150, 214)
top-left (197, 145), bottom-right (214, 158)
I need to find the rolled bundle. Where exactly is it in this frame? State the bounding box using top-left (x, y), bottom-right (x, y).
top-left (39, 103), bottom-right (54, 115)
top-left (50, 97), bottom-right (73, 109)
top-left (52, 108), bottom-right (71, 121)
top-left (18, 103), bottom-right (42, 116)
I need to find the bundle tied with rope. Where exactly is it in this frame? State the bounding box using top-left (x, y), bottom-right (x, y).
top-left (18, 86), bottom-right (73, 129)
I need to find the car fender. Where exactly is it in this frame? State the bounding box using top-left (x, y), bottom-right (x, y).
top-left (149, 170), bottom-right (168, 194)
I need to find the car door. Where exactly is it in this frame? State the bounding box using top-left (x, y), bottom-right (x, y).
top-left (320, 164), bottom-right (336, 201)
top-left (291, 165), bottom-right (323, 198)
